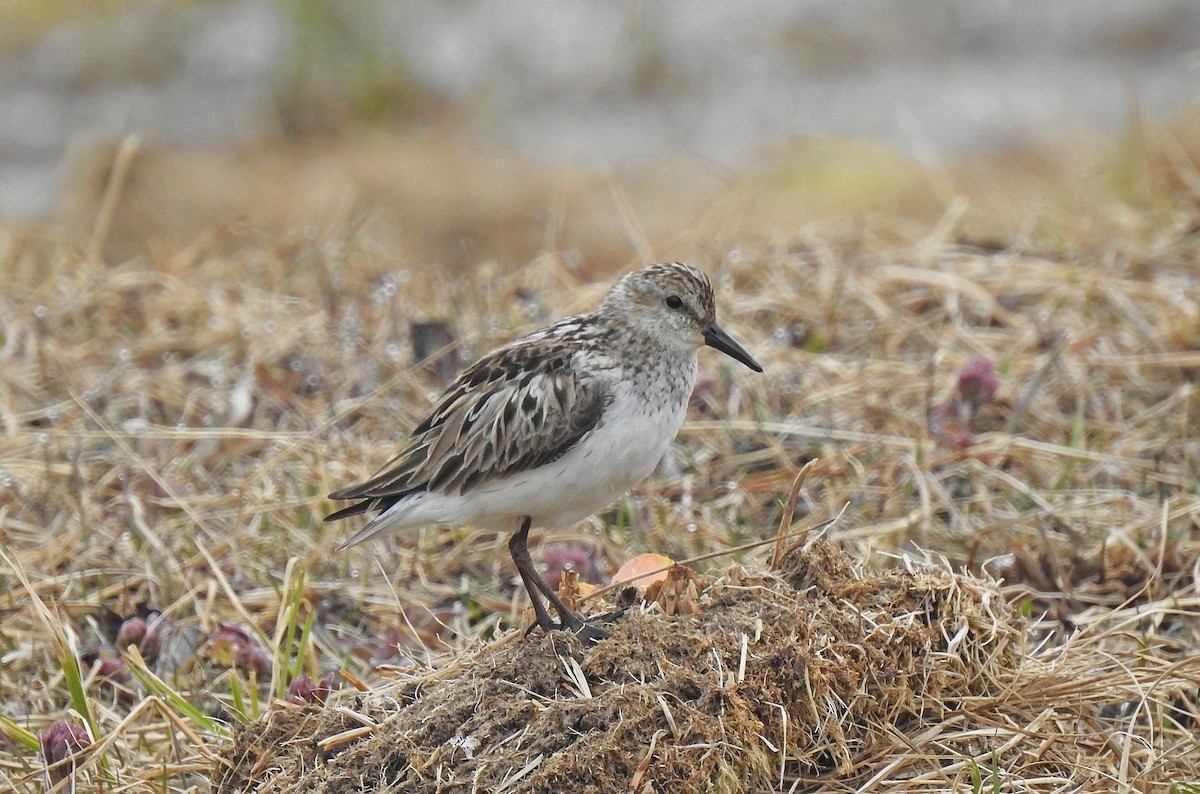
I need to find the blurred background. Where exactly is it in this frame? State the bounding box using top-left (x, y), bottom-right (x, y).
top-left (2, 0), bottom-right (1199, 270)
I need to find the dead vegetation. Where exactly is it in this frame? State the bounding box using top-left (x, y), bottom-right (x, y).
top-left (214, 543), bottom-right (1029, 793)
top-left (2, 119), bottom-right (1200, 792)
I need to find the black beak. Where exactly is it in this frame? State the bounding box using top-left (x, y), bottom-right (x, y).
top-left (703, 322), bottom-right (763, 372)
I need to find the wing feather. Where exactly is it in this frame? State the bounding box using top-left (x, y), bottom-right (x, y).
top-left (326, 330), bottom-right (611, 521)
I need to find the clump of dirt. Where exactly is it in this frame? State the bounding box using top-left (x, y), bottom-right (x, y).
top-left (213, 543), bottom-right (1022, 793)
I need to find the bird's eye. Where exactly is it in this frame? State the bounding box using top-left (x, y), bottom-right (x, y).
top-left (665, 295), bottom-right (684, 310)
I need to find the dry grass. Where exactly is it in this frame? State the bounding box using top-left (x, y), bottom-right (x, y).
top-left (212, 543), bottom-right (1028, 793)
top-left (2, 117), bottom-right (1200, 792)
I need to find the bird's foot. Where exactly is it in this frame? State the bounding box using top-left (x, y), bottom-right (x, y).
top-left (570, 620), bottom-right (611, 646)
top-left (526, 609), bottom-right (614, 646)
top-left (590, 606), bottom-right (630, 624)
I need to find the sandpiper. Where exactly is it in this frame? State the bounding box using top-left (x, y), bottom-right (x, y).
top-left (326, 262), bottom-right (762, 642)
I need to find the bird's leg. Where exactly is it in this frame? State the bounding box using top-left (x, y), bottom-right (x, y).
top-left (508, 517), bottom-right (609, 643)
top-left (508, 517), bottom-right (560, 633)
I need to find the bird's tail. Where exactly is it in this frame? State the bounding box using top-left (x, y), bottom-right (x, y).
top-left (336, 513), bottom-right (395, 550)
top-left (324, 500), bottom-right (372, 523)
top-left (331, 493), bottom-right (430, 550)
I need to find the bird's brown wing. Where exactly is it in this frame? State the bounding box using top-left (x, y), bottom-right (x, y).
top-left (325, 334), bottom-right (610, 521)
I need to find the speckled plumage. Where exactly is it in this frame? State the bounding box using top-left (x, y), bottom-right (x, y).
top-left (326, 261), bottom-right (762, 639)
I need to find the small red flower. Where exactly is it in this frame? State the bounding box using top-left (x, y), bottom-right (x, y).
top-left (930, 355), bottom-right (999, 449)
top-left (38, 720), bottom-right (91, 784)
top-left (286, 673), bottom-right (333, 705)
top-left (203, 623), bottom-right (272, 675)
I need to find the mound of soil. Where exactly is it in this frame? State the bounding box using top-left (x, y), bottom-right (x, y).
top-left (213, 543), bottom-right (1021, 792)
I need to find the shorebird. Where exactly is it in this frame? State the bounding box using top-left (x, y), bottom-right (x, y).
top-left (326, 262), bottom-right (762, 642)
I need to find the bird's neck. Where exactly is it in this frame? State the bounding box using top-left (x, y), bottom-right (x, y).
top-left (606, 325), bottom-right (698, 406)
